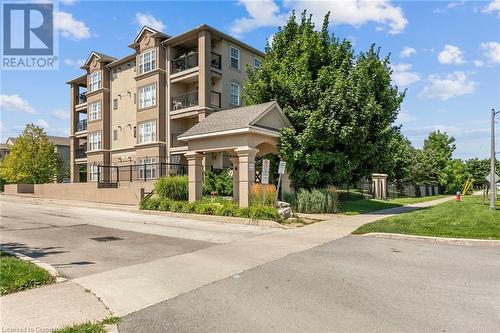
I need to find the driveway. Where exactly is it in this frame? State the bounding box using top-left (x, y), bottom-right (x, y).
top-left (119, 236), bottom-right (500, 333)
top-left (0, 198), bottom-right (275, 278)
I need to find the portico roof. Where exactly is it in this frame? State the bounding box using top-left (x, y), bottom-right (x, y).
top-left (178, 101), bottom-right (291, 141)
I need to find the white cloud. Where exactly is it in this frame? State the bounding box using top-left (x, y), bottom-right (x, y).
top-left (289, 0), bottom-right (408, 34)
top-left (391, 63), bottom-right (421, 87)
top-left (396, 109), bottom-right (415, 124)
top-left (474, 59), bottom-right (484, 67)
top-left (64, 58), bottom-right (85, 68)
top-left (51, 109), bottom-right (70, 120)
top-left (230, 0), bottom-right (287, 36)
top-left (419, 72), bottom-right (476, 100)
top-left (438, 45), bottom-right (466, 64)
top-left (230, 0), bottom-right (408, 36)
top-left (400, 46), bottom-right (416, 58)
top-left (135, 13), bottom-right (165, 31)
top-left (35, 119), bottom-right (49, 129)
top-left (54, 11), bottom-right (91, 40)
top-left (480, 41), bottom-right (500, 63)
top-left (0, 95), bottom-right (36, 114)
top-left (482, 0), bottom-right (500, 17)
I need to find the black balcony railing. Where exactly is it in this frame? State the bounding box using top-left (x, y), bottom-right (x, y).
top-left (171, 91), bottom-right (199, 110)
top-left (75, 148), bottom-right (86, 159)
top-left (78, 92), bottom-right (87, 104)
top-left (172, 52), bottom-right (198, 74)
top-left (97, 162), bottom-right (188, 185)
top-left (76, 119), bottom-right (87, 132)
top-left (211, 91), bottom-right (221, 108)
top-left (171, 133), bottom-right (187, 148)
top-left (211, 52), bottom-right (221, 70)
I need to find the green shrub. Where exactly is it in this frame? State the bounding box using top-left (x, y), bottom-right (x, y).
top-left (194, 203), bottom-right (220, 215)
top-left (169, 200), bottom-right (186, 213)
top-left (215, 203), bottom-right (239, 216)
top-left (296, 187), bottom-right (338, 213)
top-left (140, 197), bottom-right (161, 210)
top-left (248, 204), bottom-right (281, 221)
top-left (158, 198), bottom-right (172, 211)
top-left (155, 176), bottom-right (188, 200)
top-left (203, 170), bottom-right (233, 196)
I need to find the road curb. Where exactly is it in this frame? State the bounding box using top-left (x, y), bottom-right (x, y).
top-left (0, 246), bottom-right (67, 282)
top-left (357, 233), bottom-right (500, 248)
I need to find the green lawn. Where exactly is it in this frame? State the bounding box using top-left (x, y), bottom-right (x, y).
top-left (353, 195), bottom-right (500, 239)
top-left (53, 317), bottom-right (120, 333)
top-left (339, 195), bottom-right (449, 215)
top-left (0, 251), bottom-right (54, 295)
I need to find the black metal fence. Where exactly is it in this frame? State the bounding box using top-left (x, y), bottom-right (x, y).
top-left (338, 181), bottom-right (443, 200)
top-left (97, 162), bottom-right (188, 187)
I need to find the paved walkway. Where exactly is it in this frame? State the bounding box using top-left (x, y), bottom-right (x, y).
top-left (1, 195), bottom-right (453, 329)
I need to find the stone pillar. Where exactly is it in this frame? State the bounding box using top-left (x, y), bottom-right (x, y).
top-left (229, 156), bottom-right (239, 202)
top-left (185, 152), bottom-right (203, 202)
top-left (198, 29), bottom-right (212, 110)
top-left (70, 84), bottom-right (77, 183)
top-left (235, 147), bottom-right (258, 208)
top-left (371, 173), bottom-right (388, 199)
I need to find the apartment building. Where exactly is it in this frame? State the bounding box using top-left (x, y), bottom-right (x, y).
top-left (68, 25), bottom-right (264, 183)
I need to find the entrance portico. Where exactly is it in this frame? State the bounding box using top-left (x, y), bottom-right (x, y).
top-left (177, 101), bottom-right (291, 207)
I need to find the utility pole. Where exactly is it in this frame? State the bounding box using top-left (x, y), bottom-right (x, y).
top-left (491, 108), bottom-right (499, 210)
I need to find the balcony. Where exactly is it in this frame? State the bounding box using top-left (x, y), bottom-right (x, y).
top-left (75, 147), bottom-right (87, 159)
top-left (171, 133), bottom-right (187, 148)
top-left (211, 91), bottom-right (221, 108)
top-left (172, 91), bottom-right (198, 111)
top-left (172, 52), bottom-right (198, 74)
top-left (78, 92), bottom-right (87, 104)
top-left (211, 52), bottom-right (221, 70)
top-left (76, 119), bottom-right (87, 132)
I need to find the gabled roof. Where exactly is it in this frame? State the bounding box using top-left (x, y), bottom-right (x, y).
top-left (130, 26), bottom-right (170, 47)
top-left (178, 101), bottom-right (291, 140)
top-left (82, 51), bottom-right (117, 69)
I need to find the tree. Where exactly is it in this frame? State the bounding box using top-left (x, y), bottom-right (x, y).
top-left (244, 11), bottom-right (404, 188)
top-left (0, 124), bottom-right (60, 184)
top-left (439, 159), bottom-right (468, 194)
top-left (416, 130), bottom-right (456, 184)
top-left (377, 127), bottom-right (414, 181)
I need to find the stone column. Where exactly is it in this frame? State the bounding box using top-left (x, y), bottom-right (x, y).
top-left (185, 152), bottom-right (203, 202)
top-left (371, 173), bottom-right (388, 199)
top-left (229, 156), bottom-right (239, 202)
top-left (198, 29), bottom-right (212, 111)
top-left (235, 147), bottom-right (258, 208)
top-left (70, 84), bottom-right (77, 182)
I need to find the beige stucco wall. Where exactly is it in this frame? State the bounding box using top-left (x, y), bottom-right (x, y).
top-left (4, 184), bottom-right (34, 194)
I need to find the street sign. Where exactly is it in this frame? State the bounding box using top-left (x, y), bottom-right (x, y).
top-left (485, 172), bottom-right (500, 183)
top-left (278, 160), bottom-right (286, 174)
top-left (261, 159), bottom-right (270, 185)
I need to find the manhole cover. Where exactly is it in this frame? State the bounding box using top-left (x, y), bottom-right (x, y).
top-left (91, 236), bottom-right (124, 242)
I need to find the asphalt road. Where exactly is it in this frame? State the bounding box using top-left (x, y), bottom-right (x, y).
top-left (119, 236), bottom-right (500, 333)
top-left (0, 199), bottom-right (274, 278)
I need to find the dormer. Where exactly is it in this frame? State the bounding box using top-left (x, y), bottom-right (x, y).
top-left (82, 52), bottom-right (116, 94)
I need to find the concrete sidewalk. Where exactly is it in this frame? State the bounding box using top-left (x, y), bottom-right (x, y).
top-left (0, 281), bottom-right (110, 332)
top-left (74, 196), bottom-right (455, 316)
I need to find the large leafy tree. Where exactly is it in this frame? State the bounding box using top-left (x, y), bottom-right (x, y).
top-left (244, 11), bottom-right (404, 188)
top-left (1, 124), bottom-right (60, 184)
top-left (414, 130), bottom-right (456, 184)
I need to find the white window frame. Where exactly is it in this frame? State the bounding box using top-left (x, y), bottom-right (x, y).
top-left (89, 71), bottom-right (102, 92)
top-left (230, 83), bottom-right (240, 106)
top-left (89, 164), bottom-right (102, 182)
top-left (88, 131), bottom-right (102, 151)
top-left (138, 84), bottom-right (156, 109)
top-left (138, 120), bottom-right (156, 144)
top-left (88, 101), bottom-right (101, 121)
top-left (230, 46), bottom-right (240, 70)
top-left (254, 57), bottom-right (261, 70)
top-left (139, 49), bottom-right (156, 75)
top-left (138, 157), bottom-right (157, 180)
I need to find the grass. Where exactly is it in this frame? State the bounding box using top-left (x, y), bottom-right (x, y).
top-left (339, 194), bottom-right (449, 215)
top-left (0, 251), bottom-right (54, 295)
top-left (353, 195), bottom-right (500, 240)
top-left (53, 317), bottom-right (121, 333)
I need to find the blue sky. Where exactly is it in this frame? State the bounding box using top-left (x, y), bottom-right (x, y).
top-left (1, 0), bottom-right (499, 159)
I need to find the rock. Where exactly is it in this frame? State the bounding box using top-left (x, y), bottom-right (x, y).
top-left (278, 206), bottom-right (292, 219)
top-left (276, 201), bottom-right (290, 208)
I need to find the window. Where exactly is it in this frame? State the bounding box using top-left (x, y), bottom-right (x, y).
top-left (138, 157), bottom-right (157, 180)
top-left (254, 58), bottom-right (261, 69)
top-left (138, 84), bottom-right (156, 109)
top-left (230, 46), bottom-right (239, 69)
top-left (113, 130), bottom-right (118, 141)
top-left (88, 101), bottom-right (101, 121)
top-left (113, 99), bottom-right (118, 110)
top-left (139, 49), bottom-right (156, 74)
top-left (230, 83), bottom-right (240, 106)
top-left (89, 71), bottom-right (102, 92)
top-left (88, 131), bottom-right (102, 151)
top-left (89, 164), bottom-right (102, 182)
top-left (138, 120), bottom-right (156, 144)
top-left (133, 126), bottom-right (137, 138)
